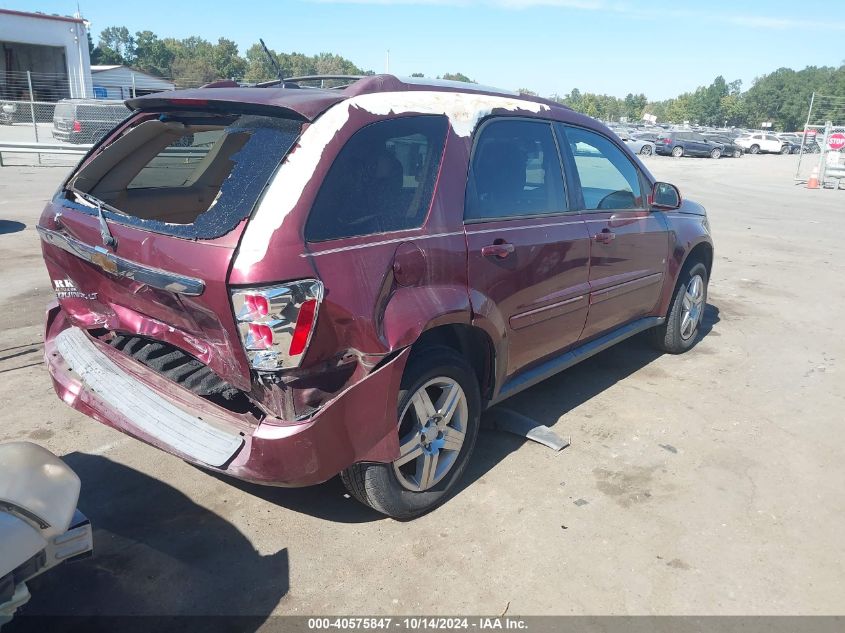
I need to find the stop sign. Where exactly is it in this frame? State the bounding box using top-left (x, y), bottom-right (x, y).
top-left (828, 133), bottom-right (845, 150)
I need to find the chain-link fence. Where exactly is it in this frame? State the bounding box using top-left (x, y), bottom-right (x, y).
top-left (794, 93), bottom-right (845, 188)
top-left (0, 97), bottom-right (130, 166)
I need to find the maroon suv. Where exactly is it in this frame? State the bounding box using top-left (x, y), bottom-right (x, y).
top-left (38, 75), bottom-right (713, 518)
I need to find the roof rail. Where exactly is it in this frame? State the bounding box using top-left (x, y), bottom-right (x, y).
top-left (285, 75), bottom-right (365, 83)
top-left (254, 75), bottom-right (365, 89)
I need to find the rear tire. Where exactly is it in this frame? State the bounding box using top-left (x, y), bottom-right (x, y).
top-left (640, 144), bottom-right (653, 156)
top-left (341, 347), bottom-right (481, 519)
top-left (780, 144), bottom-right (791, 155)
top-left (650, 262), bottom-right (708, 354)
top-left (749, 144), bottom-right (760, 154)
top-left (671, 146), bottom-right (684, 158)
top-left (733, 149), bottom-right (742, 158)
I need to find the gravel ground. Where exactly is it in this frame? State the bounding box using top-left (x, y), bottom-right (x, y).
top-left (0, 152), bottom-right (842, 616)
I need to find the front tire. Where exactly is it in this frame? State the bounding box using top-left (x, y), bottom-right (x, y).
top-left (710, 148), bottom-right (721, 159)
top-left (650, 262), bottom-right (708, 354)
top-left (341, 347), bottom-right (481, 519)
top-left (749, 144), bottom-right (760, 154)
top-left (734, 148), bottom-right (742, 158)
top-left (640, 144), bottom-right (653, 156)
top-left (780, 144), bottom-right (791, 155)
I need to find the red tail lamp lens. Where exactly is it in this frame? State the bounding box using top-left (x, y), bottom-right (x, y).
top-left (248, 323), bottom-right (274, 349)
top-left (73, 120), bottom-right (82, 132)
top-left (244, 294), bottom-right (269, 318)
top-left (289, 299), bottom-right (317, 356)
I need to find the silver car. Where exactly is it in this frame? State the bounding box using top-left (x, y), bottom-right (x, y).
top-left (619, 135), bottom-right (655, 156)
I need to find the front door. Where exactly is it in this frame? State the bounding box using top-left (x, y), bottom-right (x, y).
top-left (465, 118), bottom-right (591, 380)
top-left (557, 123), bottom-right (669, 342)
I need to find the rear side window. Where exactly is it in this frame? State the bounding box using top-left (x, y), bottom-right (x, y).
top-left (305, 115), bottom-right (448, 242)
top-left (465, 118), bottom-right (567, 221)
top-left (560, 125), bottom-right (643, 210)
top-left (65, 111), bottom-right (302, 239)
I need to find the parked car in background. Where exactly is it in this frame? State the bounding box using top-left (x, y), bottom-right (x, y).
top-left (655, 131), bottom-right (727, 158)
top-left (0, 101), bottom-right (15, 125)
top-left (777, 134), bottom-right (806, 154)
top-left (633, 132), bottom-right (659, 143)
top-left (703, 134), bottom-right (744, 158)
top-left (619, 134), bottom-right (655, 155)
top-left (734, 133), bottom-right (788, 155)
top-left (52, 99), bottom-right (130, 144)
top-left (37, 74), bottom-right (713, 519)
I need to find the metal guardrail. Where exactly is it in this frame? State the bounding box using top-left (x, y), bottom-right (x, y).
top-left (0, 142), bottom-right (208, 166)
top-left (0, 141), bottom-right (89, 166)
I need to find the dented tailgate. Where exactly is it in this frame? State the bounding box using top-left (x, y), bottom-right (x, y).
top-left (37, 107), bottom-right (304, 391)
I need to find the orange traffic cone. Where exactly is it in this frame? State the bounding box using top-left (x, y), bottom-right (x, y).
top-left (807, 166), bottom-right (820, 189)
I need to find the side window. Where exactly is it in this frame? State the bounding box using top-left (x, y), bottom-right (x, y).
top-left (465, 119), bottom-right (566, 221)
top-left (766, 135), bottom-right (779, 142)
top-left (305, 115), bottom-right (448, 242)
top-left (561, 126), bottom-right (643, 211)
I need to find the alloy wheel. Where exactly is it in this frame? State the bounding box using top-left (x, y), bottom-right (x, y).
top-left (680, 274), bottom-right (705, 340)
top-left (393, 377), bottom-right (468, 492)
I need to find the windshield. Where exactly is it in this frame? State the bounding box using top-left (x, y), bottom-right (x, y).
top-left (64, 109), bottom-right (302, 240)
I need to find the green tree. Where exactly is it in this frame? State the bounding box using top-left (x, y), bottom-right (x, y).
top-left (440, 72), bottom-right (474, 83)
top-left (98, 26), bottom-right (135, 65)
top-left (623, 93), bottom-right (647, 120)
top-left (134, 30), bottom-right (173, 77)
top-left (212, 38), bottom-right (247, 80)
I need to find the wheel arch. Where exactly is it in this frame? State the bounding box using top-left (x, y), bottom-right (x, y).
top-left (410, 323), bottom-right (497, 405)
top-left (681, 240), bottom-right (713, 280)
top-left (656, 237), bottom-right (714, 317)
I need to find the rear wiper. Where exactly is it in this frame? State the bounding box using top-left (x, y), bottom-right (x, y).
top-left (68, 188), bottom-right (119, 249)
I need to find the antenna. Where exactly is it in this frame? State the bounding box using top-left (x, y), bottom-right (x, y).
top-left (259, 38), bottom-right (284, 85)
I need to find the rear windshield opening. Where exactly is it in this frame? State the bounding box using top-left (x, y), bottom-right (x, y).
top-left (65, 110), bottom-right (302, 239)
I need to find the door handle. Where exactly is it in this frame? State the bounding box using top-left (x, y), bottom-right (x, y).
top-left (594, 229), bottom-right (616, 244)
top-left (481, 241), bottom-right (515, 258)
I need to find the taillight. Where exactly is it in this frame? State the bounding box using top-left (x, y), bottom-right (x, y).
top-left (659, 138), bottom-right (671, 144)
top-left (289, 298), bottom-right (318, 356)
top-left (72, 120), bottom-right (82, 132)
top-left (231, 280), bottom-right (323, 371)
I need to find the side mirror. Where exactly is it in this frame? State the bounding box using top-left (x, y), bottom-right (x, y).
top-left (651, 182), bottom-right (681, 210)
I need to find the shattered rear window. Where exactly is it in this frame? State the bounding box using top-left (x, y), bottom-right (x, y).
top-left (63, 110), bottom-right (302, 240)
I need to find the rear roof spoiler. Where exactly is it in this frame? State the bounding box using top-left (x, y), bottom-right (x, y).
top-left (125, 87), bottom-right (347, 122)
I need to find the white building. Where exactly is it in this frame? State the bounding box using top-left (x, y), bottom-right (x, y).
top-left (91, 65), bottom-right (175, 99)
top-left (0, 8), bottom-right (92, 100)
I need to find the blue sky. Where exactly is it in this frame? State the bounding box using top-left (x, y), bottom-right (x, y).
top-left (8, 0), bottom-right (844, 99)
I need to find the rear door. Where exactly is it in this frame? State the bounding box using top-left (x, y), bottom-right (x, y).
top-left (556, 123), bottom-right (669, 341)
top-left (38, 107), bottom-right (303, 391)
top-left (765, 134), bottom-right (783, 152)
top-left (691, 133), bottom-right (713, 155)
top-left (465, 118), bottom-right (591, 379)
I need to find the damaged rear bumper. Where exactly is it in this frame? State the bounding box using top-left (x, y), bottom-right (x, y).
top-left (45, 305), bottom-right (406, 487)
